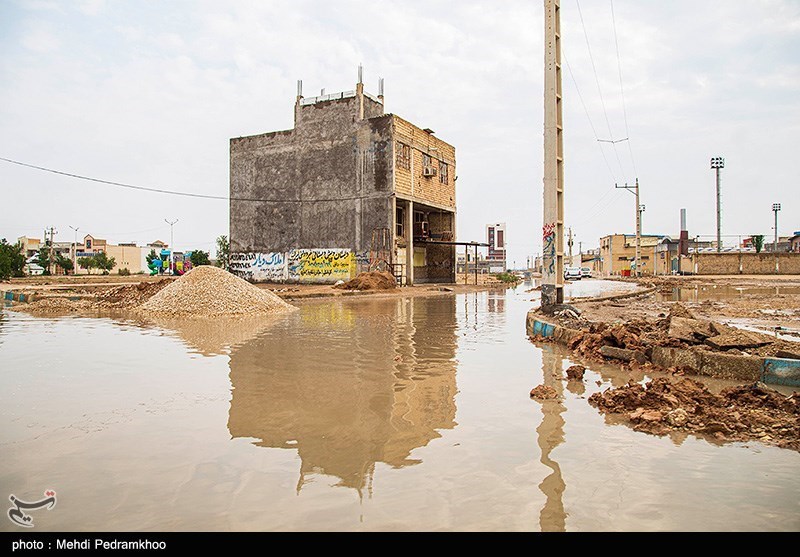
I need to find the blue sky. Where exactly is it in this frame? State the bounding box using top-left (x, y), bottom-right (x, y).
top-left (1, 0), bottom-right (798, 265)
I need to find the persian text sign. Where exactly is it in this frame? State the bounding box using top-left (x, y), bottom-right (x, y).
top-left (230, 252), bottom-right (287, 282)
top-left (288, 249), bottom-right (355, 283)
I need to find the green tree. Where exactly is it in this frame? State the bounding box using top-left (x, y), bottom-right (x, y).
top-left (78, 256), bottom-right (96, 274)
top-left (0, 239), bottom-right (26, 280)
top-left (215, 235), bottom-right (230, 270)
top-left (753, 235), bottom-right (764, 254)
top-left (190, 250), bottom-right (210, 267)
top-left (36, 246), bottom-right (52, 275)
top-left (92, 251), bottom-right (116, 274)
top-left (55, 253), bottom-right (74, 274)
top-left (146, 249), bottom-right (158, 265)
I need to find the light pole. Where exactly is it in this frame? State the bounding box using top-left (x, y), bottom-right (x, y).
top-left (165, 218), bottom-right (178, 274)
top-left (773, 203), bottom-right (781, 252)
top-left (710, 156), bottom-right (724, 252)
top-left (69, 225), bottom-right (80, 274)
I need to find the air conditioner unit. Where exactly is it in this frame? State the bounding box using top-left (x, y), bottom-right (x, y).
top-left (422, 166), bottom-right (437, 177)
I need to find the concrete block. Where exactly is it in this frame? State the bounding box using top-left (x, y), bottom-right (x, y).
top-left (651, 346), bottom-right (702, 372)
top-left (698, 351), bottom-right (761, 381)
top-left (761, 357), bottom-right (800, 387)
top-left (668, 316), bottom-right (714, 342)
top-left (599, 345), bottom-right (648, 364)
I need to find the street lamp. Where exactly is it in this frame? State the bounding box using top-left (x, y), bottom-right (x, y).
top-left (773, 203), bottom-right (781, 253)
top-left (69, 225), bottom-right (80, 274)
top-left (710, 156), bottom-right (725, 252)
top-left (165, 218), bottom-right (178, 274)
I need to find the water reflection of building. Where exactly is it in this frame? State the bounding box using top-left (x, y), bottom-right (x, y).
top-left (227, 297), bottom-right (458, 495)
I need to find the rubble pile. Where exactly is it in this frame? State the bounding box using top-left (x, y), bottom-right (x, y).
top-left (589, 377), bottom-right (800, 451)
top-left (334, 271), bottom-right (397, 291)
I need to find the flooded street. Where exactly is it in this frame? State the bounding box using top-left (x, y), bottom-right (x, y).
top-left (2, 284), bottom-right (799, 532)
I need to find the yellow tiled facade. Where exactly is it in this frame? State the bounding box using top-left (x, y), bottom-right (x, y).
top-left (392, 116), bottom-right (455, 210)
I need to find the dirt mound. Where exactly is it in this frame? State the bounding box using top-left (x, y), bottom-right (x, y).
top-left (530, 385), bottom-right (559, 400)
top-left (21, 297), bottom-right (93, 314)
top-left (96, 279), bottom-right (172, 308)
top-left (334, 271), bottom-right (397, 291)
top-left (589, 377), bottom-right (800, 451)
top-left (139, 265), bottom-right (297, 317)
top-left (565, 365), bottom-right (586, 380)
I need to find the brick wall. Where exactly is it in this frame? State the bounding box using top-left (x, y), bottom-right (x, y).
top-left (393, 116), bottom-right (456, 210)
top-left (692, 252), bottom-right (800, 274)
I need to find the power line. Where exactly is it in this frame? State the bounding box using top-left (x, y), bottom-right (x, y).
top-left (610, 0), bottom-right (638, 178)
top-left (0, 156), bottom-right (377, 204)
top-left (575, 0), bottom-right (628, 182)
top-left (563, 50), bottom-right (619, 184)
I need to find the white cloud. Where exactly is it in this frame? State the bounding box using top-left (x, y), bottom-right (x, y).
top-left (0, 0), bottom-right (798, 261)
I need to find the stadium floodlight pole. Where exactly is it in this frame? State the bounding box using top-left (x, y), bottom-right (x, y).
top-left (710, 156), bottom-right (725, 252)
top-left (165, 219), bottom-right (178, 274)
top-left (773, 202), bottom-right (781, 255)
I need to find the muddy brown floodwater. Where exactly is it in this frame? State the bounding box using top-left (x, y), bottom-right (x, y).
top-left (1, 283), bottom-right (799, 532)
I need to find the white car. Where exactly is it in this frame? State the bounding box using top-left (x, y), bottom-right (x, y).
top-left (580, 267), bottom-right (592, 278)
top-left (564, 267), bottom-right (582, 280)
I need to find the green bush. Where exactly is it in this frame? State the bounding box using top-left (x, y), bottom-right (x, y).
top-left (118, 268), bottom-right (130, 276)
top-left (494, 272), bottom-right (522, 284)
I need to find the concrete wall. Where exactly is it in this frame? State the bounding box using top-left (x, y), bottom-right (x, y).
top-left (104, 244), bottom-right (145, 274)
top-left (691, 252), bottom-right (800, 274)
top-left (230, 92), bottom-right (392, 256)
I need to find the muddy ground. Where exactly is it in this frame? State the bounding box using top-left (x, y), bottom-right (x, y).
top-left (531, 274), bottom-right (800, 452)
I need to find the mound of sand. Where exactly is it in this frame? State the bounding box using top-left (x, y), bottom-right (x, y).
top-left (139, 265), bottom-right (297, 317)
top-left (334, 271), bottom-right (397, 291)
top-left (96, 279), bottom-right (172, 308)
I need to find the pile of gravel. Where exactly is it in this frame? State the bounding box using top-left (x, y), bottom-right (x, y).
top-left (139, 265), bottom-right (297, 317)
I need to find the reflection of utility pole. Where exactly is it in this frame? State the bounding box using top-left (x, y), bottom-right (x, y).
top-left (542, 0), bottom-right (564, 309)
top-left (537, 346), bottom-right (566, 532)
top-left (616, 178), bottom-right (641, 276)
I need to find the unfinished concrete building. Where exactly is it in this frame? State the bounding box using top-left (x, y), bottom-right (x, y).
top-left (229, 72), bottom-right (456, 285)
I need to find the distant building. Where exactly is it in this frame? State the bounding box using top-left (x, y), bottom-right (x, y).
top-left (790, 232), bottom-right (800, 253)
top-left (486, 223), bottom-right (506, 272)
top-left (17, 237), bottom-right (41, 260)
top-left (599, 234), bottom-right (666, 276)
top-left (229, 72), bottom-right (456, 285)
top-left (16, 234), bottom-right (166, 275)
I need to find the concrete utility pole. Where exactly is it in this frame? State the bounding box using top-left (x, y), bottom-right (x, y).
top-left (542, 0), bottom-right (564, 309)
top-left (711, 156), bottom-right (724, 252)
top-left (69, 225), bottom-right (80, 273)
top-left (773, 203), bottom-right (781, 253)
top-left (165, 218), bottom-right (178, 274)
top-left (616, 178), bottom-right (641, 276)
top-left (48, 227), bottom-right (57, 275)
top-left (567, 227), bottom-right (573, 262)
